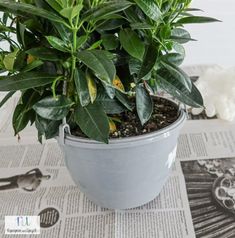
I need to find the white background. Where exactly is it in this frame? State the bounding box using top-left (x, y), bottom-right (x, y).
top-left (184, 0), bottom-right (235, 67)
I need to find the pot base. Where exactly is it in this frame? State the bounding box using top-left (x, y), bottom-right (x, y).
top-left (77, 171), bottom-right (170, 209)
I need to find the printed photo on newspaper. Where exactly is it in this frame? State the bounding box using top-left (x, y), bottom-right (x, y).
top-left (181, 158), bottom-right (235, 238)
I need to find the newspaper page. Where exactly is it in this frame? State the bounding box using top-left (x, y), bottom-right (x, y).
top-left (0, 134), bottom-right (193, 238)
top-left (1, 119), bottom-right (235, 238)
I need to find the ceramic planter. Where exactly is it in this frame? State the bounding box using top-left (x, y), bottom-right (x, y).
top-left (58, 103), bottom-right (186, 209)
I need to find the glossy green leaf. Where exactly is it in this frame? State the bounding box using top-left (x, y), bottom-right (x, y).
top-left (177, 16), bottom-right (221, 24)
top-left (88, 40), bottom-right (103, 50)
top-left (82, 1), bottom-right (132, 22)
top-left (77, 50), bottom-right (116, 85)
top-left (12, 90), bottom-right (40, 135)
top-left (136, 84), bottom-right (153, 125)
top-left (172, 41), bottom-right (185, 56)
top-left (101, 34), bottom-right (119, 50)
top-left (34, 0), bottom-right (53, 10)
top-left (52, 22), bottom-right (71, 42)
top-left (171, 28), bottom-right (195, 44)
top-left (119, 28), bottom-right (145, 60)
top-left (74, 102), bottom-right (109, 143)
top-left (13, 51), bottom-right (26, 71)
top-left (96, 92), bottom-right (126, 114)
top-left (76, 35), bottom-right (87, 50)
top-left (45, 0), bottom-right (62, 12)
top-left (97, 19), bottom-right (126, 31)
top-left (74, 69), bottom-right (90, 107)
top-left (161, 53), bottom-right (184, 66)
top-left (13, 104), bottom-right (32, 135)
top-left (54, 0), bottom-right (66, 8)
top-left (35, 115), bottom-right (61, 141)
top-left (16, 22), bottom-right (26, 47)
top-left (0, 72), bottom-right (56, 91)
top-left (102, 83), bottom-right (116, 99)
top-left (22, 60), bottom-right (44, 72)
top-left (160, 24), bottom-right (171, 39)
top-left (138, 41), bottom-right (158, 80)
top-left (116, 91), bottom-right (134, 111)
top-left (2, 12), bottom-right (9, 24)
top-left (158, 73), bottom-right (203, 108)
top-left (133, 0), bottom-right (162, 21)
top-left (160, 61), bottom-right (192, 91)
top-left (124, 7), bottom-right (141, 23)
top-left (130, 22), bottom-right (153, 30)
top-left (46, 36), bottom-right (69, 52)
top-left (21, 89), bottom-right (41, 112)
top-left (129, 57), bottom-right (141, 75)
top-left (0, 1), bottom-right (65, 24)
top-left (185, 8), bottom-right (203, 12)
top-left (23, 17), bottom-right (43, 32)
top-left (93, 13), bottom-right (124, 23)
top-left (33, 95), bottom-right (73, 120)
top-left (26, 47), bottom-right (61, 61)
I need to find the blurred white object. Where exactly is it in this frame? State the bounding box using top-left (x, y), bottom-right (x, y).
top-left (193, 67), bottom-right (235, 121)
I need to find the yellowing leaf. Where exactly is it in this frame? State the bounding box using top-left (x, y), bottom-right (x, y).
top-left (111, 116), bottom-right (122, 123)
top-left (3, 49), bottom-right (19, 71)
top-left (86, 72), bottom-right (97, 103)
top-left (109, 119), bottom-right (117, 133)
top-left (27, 54), bottom-right (37, 64)
top-left (113, 75), bottom-right (125, 91)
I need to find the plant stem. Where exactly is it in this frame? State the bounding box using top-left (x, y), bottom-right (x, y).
top-left (70, 16), bottom-right (81, 85)
top-left (51, 76), bottom-right (63, 99)
top-left (70, 28), bottom-right (77, 80)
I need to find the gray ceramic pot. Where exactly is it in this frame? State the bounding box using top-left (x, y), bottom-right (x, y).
top-left (58, 105), bottom-right (186, 209)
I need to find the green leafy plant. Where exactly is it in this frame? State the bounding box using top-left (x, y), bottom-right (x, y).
top-left (0, 0), bottom-right (220, 143)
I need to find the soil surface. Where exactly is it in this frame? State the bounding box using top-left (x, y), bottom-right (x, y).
top-left (109, 97), bottom-right (179, 138)
top-left (73, 97), bottom-right (180, 139)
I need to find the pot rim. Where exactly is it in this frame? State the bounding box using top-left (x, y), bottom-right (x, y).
top-left (63, 100), bottom-right (186, 148)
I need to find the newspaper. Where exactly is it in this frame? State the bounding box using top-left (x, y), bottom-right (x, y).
top-left (1, 114), bottom-right (235, 237)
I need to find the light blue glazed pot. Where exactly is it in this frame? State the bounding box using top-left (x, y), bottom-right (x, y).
top-left (58, 105), bottom-right (186, 209)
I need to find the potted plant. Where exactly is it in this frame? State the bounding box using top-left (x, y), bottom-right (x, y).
top-left (0, 0), bottom-right (219, 209)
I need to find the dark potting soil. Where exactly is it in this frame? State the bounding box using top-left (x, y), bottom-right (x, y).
top-left (73, 97), bottom-right (180, 139)
top-left (109, 97), bottom-right (179, 138)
